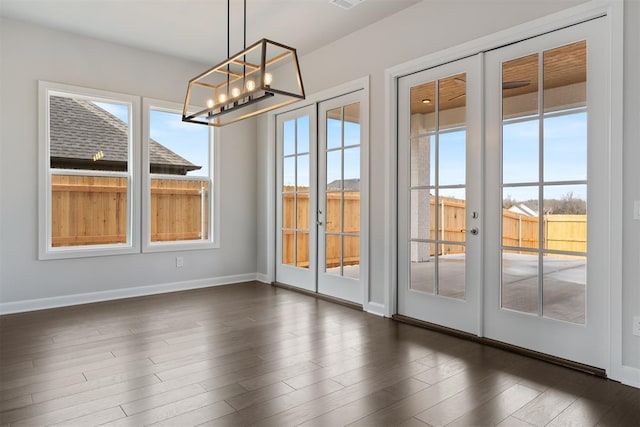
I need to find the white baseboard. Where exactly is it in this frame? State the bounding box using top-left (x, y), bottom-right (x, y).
top-left (619, 365), bottom-right (640, 388)
top-left (366, 301), bottom-right (386, 317)
top-left (0, 273), bottom-right (259, 315)
top-left (255, 273), bottom-right (272, 284)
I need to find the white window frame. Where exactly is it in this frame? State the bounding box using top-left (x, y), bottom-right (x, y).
top-left (142, 98), bottom-right (220, 252)
top-left (38, 81), bottom-right (141, 260)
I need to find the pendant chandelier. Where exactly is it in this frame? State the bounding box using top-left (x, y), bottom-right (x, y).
top-left (182, 0), bottom-right (305, 127)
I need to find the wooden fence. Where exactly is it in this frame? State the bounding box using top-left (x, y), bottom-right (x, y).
top-left (51, 175), bottom-right (208, 247)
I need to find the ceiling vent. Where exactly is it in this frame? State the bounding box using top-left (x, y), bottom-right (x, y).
top-left (330, 0), bottom-right (366, 10)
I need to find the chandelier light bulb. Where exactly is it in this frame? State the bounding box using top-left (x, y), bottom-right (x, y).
top-left (264, 73), bottom-right (273, 86)
top-left (218, 93), bottom-right (227, 104)
top-left (231, 87), bottom-right (241, 98)
top-left (206, 99), bottom-right (214, 108)
top-left (246, 80), bottom-right (256, 91)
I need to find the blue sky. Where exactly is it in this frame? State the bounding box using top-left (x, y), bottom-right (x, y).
top-left (94, 102), bottom-right (210, 177)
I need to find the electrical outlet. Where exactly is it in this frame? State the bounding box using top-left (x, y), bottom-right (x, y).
top-left (176, 256), bottom-right (184, 268)
top-left (633, 316), bottom-right (640, 337)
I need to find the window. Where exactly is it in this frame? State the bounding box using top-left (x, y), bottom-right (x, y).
top-left (39, 81), bottom-right (140, 259)
top-left (142, 99), bottom-right (218, 251)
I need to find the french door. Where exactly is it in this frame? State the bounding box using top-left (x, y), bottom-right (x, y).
top-left (398, 17), bottom-right (610, 369)
top-left (397, 55), bottom-right (483, 334)
top-left (276, 91), bottom-right (366, 304)
top-left (484, 17), bottom-right (609, 369)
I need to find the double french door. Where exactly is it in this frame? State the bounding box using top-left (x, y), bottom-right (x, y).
top-left (276, 91), bottom-right (366, 304)
top-left (398, 17), bottom-right (610, 369)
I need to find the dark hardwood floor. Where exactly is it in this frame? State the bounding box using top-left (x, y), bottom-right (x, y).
top-left (1, 281), bottom-right (638, 426)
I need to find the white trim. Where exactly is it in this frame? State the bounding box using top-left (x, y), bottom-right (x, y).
top-left (366, 302), bottom-right (386, 317)
top-left (384, 0), bottom-right (625, 380)
top-left (141, 98), bottom-right (220, 253)
top-left (620, 365), bottom-right (640, 389)
top-left (38, 81), bottom-right (141, 260)
top-left (255, 273), bottom-right (272, 284)
top-left (0, 273), bottom-right (259, 315)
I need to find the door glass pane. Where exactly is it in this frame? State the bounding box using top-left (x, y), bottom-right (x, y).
top-left (344, 103), bottom-right (360, 147)
top-left (282, 231), bottom-right (294, 266)
top-left (410, 189), bottom-right (432, 240)
top-left (296, 194), bottom-right (309, 230)
top-left (543, 185), bottom-right (587, 253)
top-left (327, 107), bottom-right (342, 149)
top-left (343, 236), bottom-right (360, 279)
top-left (502, 53), bottom-right (539, 120)
top-left (503, 120), bottom-right (539, 184)
top-left (282, 193), bottom-right (294, 229)
top-left (438, 73), bottom-right (466, 130)
top-left (410, 242), bottom-right (435, 294)
top-left (410, 136), bottom-right (433, 187)
top-left (283, 157), bottom-right (295, 190)
top-left (439, 131), bottom-right (466, 186)
top-left (283, 120), bottom-right (295, 156)
top-left (502, 186), bottom-right (539, 249)
top-left (326, 150), bottom-right (342, 189)
top-left (502, 250), bottom-right (538, 314)
top-left (438, 189), bottom-right (466, 243)
top-left (343, 192), bottom-right (360, 234)
top-left (343, 147), bottom-right (360, 181)
top-left (543, 41), bottom-right (586, 113)
top-left (543, 255), bottom-right (586, 324)
top-left (544, 112), bottom-right (587, 182)
top-left (326, 193), bottom-right (341, 233)
top-left (410, 81), bottom-right (435, 135)
top-left (438, 244), bottom-right (465, 300)
top-left (297, 116), bottom-right (310, 154)
top-left (297, 154), bottom-right (309, 191)
top-left (296, 232), bottom-right (309, 269)
top-left (326, 234), bottom-right (341, 275)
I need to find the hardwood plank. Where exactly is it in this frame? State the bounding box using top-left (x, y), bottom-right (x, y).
top-left (511, 388), bottom-right (577, 426)
top-left (224, 381), bottom-right (295, 410)
top-left (49, 406), bottom-right (126, 426)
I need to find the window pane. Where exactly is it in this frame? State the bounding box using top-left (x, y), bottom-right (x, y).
top-left (344, 103), bottom-right (360, 147)
top-left (296, 193), bottom-right (310, 230)
top-left (327, 108), bottom-right (342, 149)
top-left (503, 120), bottom-right (539, 184)
top-left (51, 175), bottom-right (127, 247)
top-left (544, 112), bottom-right (587, 182)
top-left (439, 131), bottom-right (465, 186)
top-left (326, 150), bottom-right (342, 190)
top-left (410, 242), bottom-right (435, 294)
top-left (543, 41), bottom-right (586, 113)
top-left (410, 81), bottom-right (435, 136)
top-left (344, 191), bottom-right (360, 234)
top-left (502, 53), bottom-right (539, 120)
top-left (283, 156), bottom-right (295, 190)
top-left (296, 232), bottom-right (309, 269)
top-left (326, 234), bottom-right (341, 275)
top-left (283, 230), bottom-right (294, 266)
top-left (503, 186), bottom-right (539, 249)
top-left (282, 193), bottom-right (295, 229)
top-left (438, 189), bottom-right (466, 244)
top-left (543, 254), bottom-right (586, 324)
top-left (344, 147), bottom-right (360, 181)
top-left (150, 178), bottom-right (209, 242)
top-left (297, 116), bottom-right (310, 154)
top-left (543, 185), bottom-right (587, 253)
top-left (502, 250), bottom-right (538, 314)
top-left (297, 154), bottom-right (309, 192)
top-left (343, 236), bottom-right (360, 279)
top-left (410, 136), bottom-right (433, 187)
top-left (283, 119), bottom-right (295, 156)
top-left (50, 96), bottom-right (131, 173)
top-left (438, 73), bottom-right (466, 131)
top-left (326, 193), bottom-right (341, 233)
top-left (149, 110), bottom-right (209, 176)
top-left (411, 189), bottom-right (432, 240)
top-left (438, 244), bottom-right (465, 300)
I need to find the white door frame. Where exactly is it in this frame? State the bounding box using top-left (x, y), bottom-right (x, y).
top-left (266, 76), bottom-right (371, 309)
top-left (385, 1), bottom-right (623, 380)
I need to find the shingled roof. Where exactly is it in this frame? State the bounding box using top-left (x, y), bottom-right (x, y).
top-left (49, 96), bottom-right (201, 175)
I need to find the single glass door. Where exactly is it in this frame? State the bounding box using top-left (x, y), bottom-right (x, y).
top-left (484, 17), bottom-right (609, 368)
top-left (397, 55), bottom-right (482, 334)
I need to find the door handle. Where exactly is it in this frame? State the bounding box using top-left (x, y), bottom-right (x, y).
top-left (316, 220), bottom-right (323, 226)
top-left (469, 227), bottom-right (479, 235)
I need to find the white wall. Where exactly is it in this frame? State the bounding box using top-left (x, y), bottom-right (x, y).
top-left (256, 0), bottom-right (640, 371)
top-left (0, 18), bottom-right (258, 306)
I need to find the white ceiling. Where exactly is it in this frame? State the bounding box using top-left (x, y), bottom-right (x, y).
top-left (0, 0), bottom-right (421, 64)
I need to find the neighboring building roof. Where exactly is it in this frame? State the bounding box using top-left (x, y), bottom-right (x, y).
top-left (508, 203), bottom-right (538, 217)
top-left (49, 96), bottom-right (200, 175)
top-left (327, 178), bottom-right (360, 191)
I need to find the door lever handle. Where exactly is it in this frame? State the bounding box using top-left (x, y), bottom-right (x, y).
top-left (469, 227), bottom-right (479, 235)
top-left (316, 220), bottom-right (323, 226)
